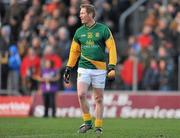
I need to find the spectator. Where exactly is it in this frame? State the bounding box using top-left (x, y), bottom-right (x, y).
top-left (158, 59), bottom-right (171, 91)
top-left (137, 25), bottom-right (153, 49)
top-left (30, 0), bottom-right (42, 16)
top-left (37, 59), bottom-right (60, 117)
top-left (157, 46), bottom-right (174, 75)
top-left (169, 11), bottom-right (180, 55)
top-left (0, 25), bottom-right (11, 90)
top-left (31, 36), bottom-right (43, 56)
top-left (142, 58), bottom-right (159, 90)
top-left (4, 0), bottom-right (25, 25)
top-left (20, 48), bottom-right (41, 94)
top-left (154, 18), bottom-right (170, 47)
top-left (144, 11), bottom-right (158, 28)
top-left (56, 26), bottom-right (71, 62)
top-left (45, 0), bottom-right (60, 15)
top-left (120, 49), bottom-right (144, 90)
top-left (47, 35), bottom-right (58, 49)
top-left (128, 35), bottom-right (141, 55)
top-left (42, 46), bottom-right (62, 70)
top-left (52, 9), bottom-right (66, 26)
top-left (19, 19), bottom-right (33, 41)
top-left (38, 25), bottom-right (48, 49)
top-left (47, 18), bottom-right (59, 35)
top-left (17, 38), bottom-right (29, 59)
top-left (8, 45), bottom-right (21, 92)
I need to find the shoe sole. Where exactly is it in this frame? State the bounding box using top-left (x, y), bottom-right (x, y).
top-left (77, 127), bottom-right (93, 133)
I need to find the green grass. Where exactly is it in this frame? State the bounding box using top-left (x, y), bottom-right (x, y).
top-left (0, 118), bottom-right (180, 138)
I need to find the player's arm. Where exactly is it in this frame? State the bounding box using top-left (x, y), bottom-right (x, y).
top-left (64, 39), bottom-right (81, 83)
top-left (105, 31), bottom-right (117, 80)
top-left (67, 39), bottom-right (81, 68)
top-left (105, 33), bottom-right (117, 67)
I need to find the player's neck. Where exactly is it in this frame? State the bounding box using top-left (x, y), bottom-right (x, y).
top-left (85, 19), bottom-right (95, 28)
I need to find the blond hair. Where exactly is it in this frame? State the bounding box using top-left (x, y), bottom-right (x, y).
top-left (80, 4), bottom-right (96, 18)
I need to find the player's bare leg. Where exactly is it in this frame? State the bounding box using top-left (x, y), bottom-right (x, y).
top-left (93, 88), bottom-right (104, 134)
top-left (93, 88), bottom-right (103, 119)
top-left (77, 82), bottom-right (93, 133)
top-left (77, 82), bottom-right (89, 113)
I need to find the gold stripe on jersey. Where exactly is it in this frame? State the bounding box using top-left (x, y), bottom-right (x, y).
top-left (67, 40), bottom-right (81, 67)
top-left (81, 54), bottom-right (106, 70)
top-left (105, 33), bottom-right (117, 66)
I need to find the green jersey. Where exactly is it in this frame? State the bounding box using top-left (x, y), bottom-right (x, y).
top-left (67, 22), bottom-right (117, 70)
top-left (74, 22), bottom-right (111, 69)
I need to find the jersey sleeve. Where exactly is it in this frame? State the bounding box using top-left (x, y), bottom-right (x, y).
top-left (67, 31), bottom-right (81, 68)
top-left (73, 30), bottom-right (80, 44)
top-left (104, 27), bottom-right (117, 68)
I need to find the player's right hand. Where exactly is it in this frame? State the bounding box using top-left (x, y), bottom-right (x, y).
top-left (63, 66), bottom-right (72, 83)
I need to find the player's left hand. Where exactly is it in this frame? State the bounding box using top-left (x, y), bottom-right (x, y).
top-left (107, 66), bottom-right (115, 81)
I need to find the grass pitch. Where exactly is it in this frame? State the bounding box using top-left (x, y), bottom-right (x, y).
top-left (0, 117), bottom-right (180, 138)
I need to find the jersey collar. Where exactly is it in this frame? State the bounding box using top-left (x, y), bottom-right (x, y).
top-left (84, 22), bottom-right (96, 30)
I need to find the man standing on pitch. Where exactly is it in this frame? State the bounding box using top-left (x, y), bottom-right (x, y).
top-left (64, 4), bottom-right (117, 134)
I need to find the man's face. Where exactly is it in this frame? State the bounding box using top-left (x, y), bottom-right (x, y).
top-left (80, 8), bottom-right (91, 24)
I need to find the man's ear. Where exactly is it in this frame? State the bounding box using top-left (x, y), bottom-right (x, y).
top-left (89, 13), bottom-right (93, 18)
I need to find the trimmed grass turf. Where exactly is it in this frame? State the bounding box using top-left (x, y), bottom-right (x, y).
top-left (0, 118), bottom-right (180, 138)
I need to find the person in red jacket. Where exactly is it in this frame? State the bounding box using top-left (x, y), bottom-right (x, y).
top-left (120, 49), bottom-right (143, 90)
top-left (20, 47), bottom-right (41, 94)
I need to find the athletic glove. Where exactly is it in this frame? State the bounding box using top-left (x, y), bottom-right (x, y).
top-left (63, 66), bottom-right (72, 83)
top-left (107, 65), bottom-right (116, 81)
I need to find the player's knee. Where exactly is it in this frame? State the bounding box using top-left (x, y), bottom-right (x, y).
top-left (78, 92), bottom-right (86, 100)
top-left (95, 95), bottom-right (103, 104)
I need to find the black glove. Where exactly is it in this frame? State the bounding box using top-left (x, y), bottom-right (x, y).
top-left (63, 66), bottom-right (72, 83)
top-left (107, 65), bottom-right (116, 81)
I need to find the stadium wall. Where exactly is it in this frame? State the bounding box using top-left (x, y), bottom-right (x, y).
top-left (1, 92), bottom-right (180, 118)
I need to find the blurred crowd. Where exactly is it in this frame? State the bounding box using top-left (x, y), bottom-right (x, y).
top-left (116, 0), bottom-right (180, 91)
top-left (0, 0), bottom-right (180, 95)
